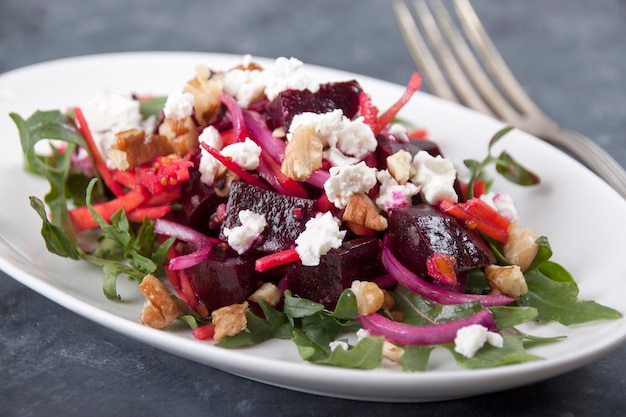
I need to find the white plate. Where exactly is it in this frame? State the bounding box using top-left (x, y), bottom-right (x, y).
top-left (0, 52), bottom-right (625, 403)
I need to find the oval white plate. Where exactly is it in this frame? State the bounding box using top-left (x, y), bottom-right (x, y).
top-left (0, 52), bottom-right (624, 402)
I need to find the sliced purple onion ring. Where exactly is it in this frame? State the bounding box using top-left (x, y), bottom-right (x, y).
top-left (154, 218), bottom-right (219, 270)
top-left (381, 246), bottom-right (515, 307)
top-left (358, 309), bottom-right (497, 345)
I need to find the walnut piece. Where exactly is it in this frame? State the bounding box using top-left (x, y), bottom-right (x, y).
top-left (383, 340), bottom-right (405, 362)
top-left (107, 129), bottom-right (174, 170)
top-left (139, 274), bottom-right (179, 330)
top-left (248, 282), bottom-right (281, 306)
top-left (212, 302), bottom-right (249, 342)
top-left (158, 116), bottom-right (199, 155)
top-left (386, 150), bottom-right (415, 185)
top-left (485, 264), bottom-right (528, 297)
top-left (503, 222), bottom-right (539, 272)
top-left (351, 281), bottom-right (385, 316)
top-left (342, 193), bottom-right (388, 231)
top-left (281, 125), bottom-right (324, 181)
top-left (184, 69), bottom-right (223, 127)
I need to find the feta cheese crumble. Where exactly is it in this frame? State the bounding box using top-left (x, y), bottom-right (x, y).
top-left (329, 340), bottom-right (350, 352)
top-left (221, 137), bottom-right (262, 170)
top-left (163, 91), bottom-right (195, 120)
top-left (295, 212), bottom-right (346, 266)
top-left (222, 210), bottom-right (267, 254)
top-left (411, 151), bottom-right (458, 205)
top-left (375, 169), bottom-right (421, 211)
top-left (454, 324), bottom-right (504, 358)
top-left (198, 126), bottom-right (223, 186)
top-left (323, 162), bottom-right (378, 209)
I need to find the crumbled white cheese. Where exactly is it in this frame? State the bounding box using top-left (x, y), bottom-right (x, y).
top-left (454, 324), bottom-right (504, 358)
top-left (322, 147), bottom-right (359, 167)
top-left (80, 89), bottom-right (145, 166)
top-left (222, 210), bottom-right (267, 254)
top-left (198, 126), bottom-right (223, 185)
top-left (295, 212), bottom-right (346, 266)
top-left (222, 55), bottom-right (318, 106)
top-left (375, 169), bottom-right (421, 212)
top-left (356, 328), bottom-right (371, 341)
top-left (163, 91), bottom-right (195, 120)
top-left (323, 162), bottom-right (378, 209)
top-left (411, 151), bottom-right (458, 205)
top-left (264, 56), bottom-right (319, 101)
top-left (388, 123), bottom-right (409, 142)
top-left (480, 192), bottom-right (518, 221)
top-left (221, 137), bottom-right (262, 170)
top-left (288, 110), bottom-right (377, 161)
top-left (334, 116), bottom-right (378, 159)
top-left (329, 340), bottom-right (350, 352)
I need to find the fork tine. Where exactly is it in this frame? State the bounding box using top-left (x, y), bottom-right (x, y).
top-left (392, 1), bottom-right (457, 102)
top-left (411, 0), bottom-right (494, 116)
top-left (453, 0), bottom-right (543, 116)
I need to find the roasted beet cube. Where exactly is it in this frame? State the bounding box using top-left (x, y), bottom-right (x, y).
top-left (180, 167), bottom-right (227, 235)
top-left (386, 204), bottom-right (495, 292)
top-left (220, 181), bottom-right (316, 253)
top-left (266, 80), bottom-right (363, 131)
top-left (283, 237), bottom-right (384, 309)
top-left (189, 244), bottom-right (262, 311)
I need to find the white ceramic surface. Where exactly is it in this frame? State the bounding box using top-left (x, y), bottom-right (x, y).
top-left (0, 52), bottom-right (624, 402)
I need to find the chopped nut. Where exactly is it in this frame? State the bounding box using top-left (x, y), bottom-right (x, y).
top-left (342, 193), bottom-right (388, 231)
top-left (485, 264), bottom-right (528, 297)
top-left (158, 116), bottom-right (199, 155)
top-left (503, 222), bottom-right (539, 271)
top-left (107, 129), bottom-right (174, 170)
top-left (386, 150), bottom-right (415, 185)
top-left (381, 289), bottom-right (395, 310)
top-left (212, 302), bottom-right (249, 342)
top-left (281, 125), bottom-right (324, 181)
top-left (351, 281), bottom-right (385, 315)
top-left (139, 274), bottom-right (179, 329)
top-left (248, 282), bottom-right (281, 306)
top-left (184, 72), bottom-right (223, 127)
top-left (383, 340), bottom-right (405, 362)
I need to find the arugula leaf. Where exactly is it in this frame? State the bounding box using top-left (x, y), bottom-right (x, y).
top-left (139, 96), bottom-right (167, 119)
top-left (488, 305), bottom-right (538, 329)
top-left (316, 336), bottom-right (384, 370)
top-left (29, 196), bottom-right (82, 260)
top-left (398, 345), bottom-right (435, 372)
top-left (392, 285), bottom-right (483, 325)
top-left (449, 329), bottom-right (543, 369)
top-left (518, 263), bottom-right (622, 325)
top-left (463, 125), bottom-right (540, 198)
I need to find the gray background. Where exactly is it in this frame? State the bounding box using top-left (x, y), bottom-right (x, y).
top-left (1, 0), bottom-right (625, 416)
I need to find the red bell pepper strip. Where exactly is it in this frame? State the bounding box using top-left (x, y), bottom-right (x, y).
top-left (374, 72), bottom-right (422, 134)
top-left (255, 248), bottom-right (300, 273)
top-left (69, 188), bottom-right (147, 232)
top-left (192, 323), bottom-right (216, 340)
top-left (438, 198), bottom-right (511, 243)
top-left (358, 91), bottom-right (379, 131)
top-left (73, 107), bottom-right (125, 197)
top-left (426, 253), bottom-right (458, 286)
top-left (126, 205), bottom-right (172, 223)
top-left (200, 142), bottom-right (271, 191)
top-left (460, 178), bottom-right (487, 201)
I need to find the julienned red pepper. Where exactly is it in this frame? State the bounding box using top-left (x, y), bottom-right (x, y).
top-left (438, 198), bottom-right (511, 243)
top-left (73, 107), bottom-right (125, 197)
top-left (358, 91), bottom-right (379, 131)
top-left (374, 72), bottom-right (422, 134)
top-left (192, 323), bottom-right (216, 340)
top-left (69, 188), bottom-right (148, 232)
top-left (255, 248), bottom-right (300, 272)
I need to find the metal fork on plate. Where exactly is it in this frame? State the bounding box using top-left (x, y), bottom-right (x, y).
top-left (393, 0), bottom-right (626, 199)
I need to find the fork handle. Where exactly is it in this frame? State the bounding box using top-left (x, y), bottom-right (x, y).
top-left (539, 128), bottom-right (626, 199)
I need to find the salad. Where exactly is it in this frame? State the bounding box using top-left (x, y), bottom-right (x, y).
top-left (10, 55), bottom-right (621, 372)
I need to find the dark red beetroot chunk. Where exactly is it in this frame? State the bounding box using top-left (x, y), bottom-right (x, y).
top-left (386, 204), bottom-right (495, 292)
top-left (376, 133), bottom-right (442, 170)
top-left (220, 181), bottom-right (317, 253)
top-left (265, 80), bottom-right (363, 131)
top-left (180, 166), bottom-right (227, 235)
top-left (283, 237), bottom-right (385, 309)
top-left (189, 243), bottom-right (262, 311)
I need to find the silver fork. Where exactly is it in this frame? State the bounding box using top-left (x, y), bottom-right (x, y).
top-left (393, 0), bottom-right (626, 199)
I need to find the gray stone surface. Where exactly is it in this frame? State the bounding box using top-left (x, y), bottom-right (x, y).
top-left (1, 0), bottom-right (625, 416)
